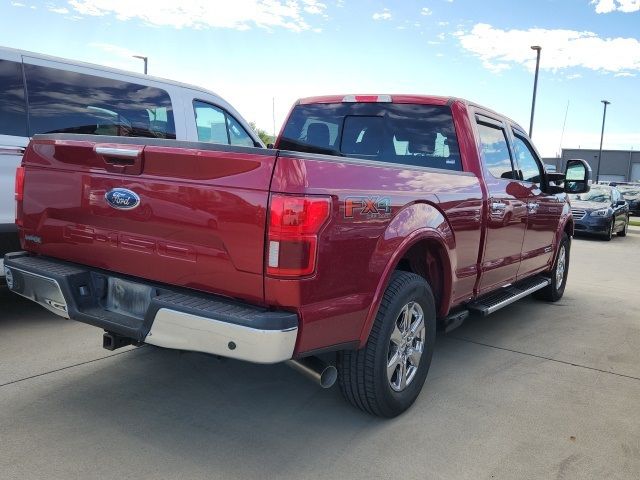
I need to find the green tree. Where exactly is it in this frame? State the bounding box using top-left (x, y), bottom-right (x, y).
top-left (249, 122), bottom-right (275, 146)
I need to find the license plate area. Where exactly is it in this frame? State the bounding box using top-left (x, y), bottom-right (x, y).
top-left (105, 277), bottom-right (154, 319)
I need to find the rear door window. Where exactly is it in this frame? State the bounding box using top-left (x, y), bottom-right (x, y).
top-left (279, 103), bottom-right (462, 171)
top-left (476, 123), bottom-right (515, 179)
top-left (24, 63), bottom-right (176, 138)
top-left (0, 60), bottom-right (27, 137)
top-left (193, 100), bottom-right (255, 147)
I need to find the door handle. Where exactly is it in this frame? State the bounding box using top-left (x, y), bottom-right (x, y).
top-left (95, 147), bottom-right (141, 164)
top-left (94, 145), bottom-right (144, 174)
top-left (0, 146), bottom-right (26, 156)
top-left (490, 201), bottom-right (507, 212)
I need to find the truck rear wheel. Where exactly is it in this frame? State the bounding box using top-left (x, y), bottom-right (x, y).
top-left (337, 271), bottom-right (436, 417)
top-left (534, 233), bottom-right (570, 302)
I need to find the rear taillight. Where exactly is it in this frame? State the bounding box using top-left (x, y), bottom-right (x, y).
top-left (15, 166), bottom-right (25, 201)
top-left (267, 194), bottom-right (331, 277)
top-left (15, 166), bottom-right (25, 227)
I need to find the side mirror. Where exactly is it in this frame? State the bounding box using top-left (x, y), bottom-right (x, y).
top-left (564, 159), bottom-right (592, 194)
top-left (267, 143), bottom-right (275, 149)
top-left (616, 200), bottom-right (626, 206)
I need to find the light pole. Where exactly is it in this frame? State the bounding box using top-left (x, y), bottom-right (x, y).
top-left (133, 55), bottom-right (148, 75)
top-left (595, 100), bottom-right (610, 183)
top-left (529, 46), bottom-right (542, 138)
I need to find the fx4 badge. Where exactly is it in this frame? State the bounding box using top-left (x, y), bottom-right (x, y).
top-left (344, 196), bottom-right (392, 218)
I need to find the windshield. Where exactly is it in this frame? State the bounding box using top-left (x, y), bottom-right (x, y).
top-left (569, 188), bottom-right (611, 203)
top-left (617, 187), bottom-right (640, 198)
top-left (279, 103), bottom-right (462, 171)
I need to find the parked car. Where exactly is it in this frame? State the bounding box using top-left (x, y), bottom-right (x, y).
top-left (4, 94), bottom-right (591, 417)
top-left (0, 46), bottom-right (263, 279)
top-left (616, 185), bottom-right (640, 215)
top-left (569, 185), bottom-right (629, 240)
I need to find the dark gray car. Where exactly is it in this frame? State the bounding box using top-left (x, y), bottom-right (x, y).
top-left (569, 185), bottom-right (629, 240)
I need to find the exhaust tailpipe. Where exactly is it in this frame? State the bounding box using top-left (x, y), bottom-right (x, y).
top-left (286, 357), bottom-right (338, 389)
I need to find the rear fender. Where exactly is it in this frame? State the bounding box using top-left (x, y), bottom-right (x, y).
top-left (357, 202), bottom-right (455, 347)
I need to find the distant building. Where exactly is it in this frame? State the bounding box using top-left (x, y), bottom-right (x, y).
top-left (543, 149), bottom-right (640, 183)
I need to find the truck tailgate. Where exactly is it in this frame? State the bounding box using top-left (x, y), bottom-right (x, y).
top-left (19, 135), bottom-right (277, 304)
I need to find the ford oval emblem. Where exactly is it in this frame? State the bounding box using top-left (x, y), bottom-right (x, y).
top-left (105, 188), bottom-right (140, 210)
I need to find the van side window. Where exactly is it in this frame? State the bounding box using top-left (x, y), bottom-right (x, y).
top-left (193, 100), bottom-right (255, 147)
top-left (476, 123), bottom-right (515, 180)
top-left (0, 60), bottom-right (27, 137)
top-left (24, 63), bottom-right (176, 139)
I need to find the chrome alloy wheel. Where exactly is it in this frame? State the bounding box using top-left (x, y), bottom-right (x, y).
top-left (555, 245), bottom-right (566, 287)
top-left (387, 301), bottom-right (425, 392)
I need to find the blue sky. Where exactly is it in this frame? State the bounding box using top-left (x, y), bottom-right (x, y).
top-left (1, 0), bottom-right (639, 156)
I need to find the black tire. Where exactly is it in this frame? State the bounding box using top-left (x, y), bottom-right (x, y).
top-left (617, 217), bottom-right (628, 237)
top-left (534, 233), bottom-right (570, 302)
top-left (337, 271), bottom-right (436, 417)
top-left (603, 220), bottom-right (614, 241)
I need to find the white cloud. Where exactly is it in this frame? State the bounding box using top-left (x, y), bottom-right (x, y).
top-left (11, 2), bottom-right (26, 6)
top-left (591, 0), bottom-right (640, 13)
top-left (89, 42), bottom-right (138, 58)
top-left (615, 72), bottom-right (636, 77)
top-left (303, 0), bottom-right (326, 14)
top-left (566, 73), bottom-right (582, 79)
top-left (421, 7), bottom-right (432, 15)
top-left (58, 0), bottom-right (327, 32)
top-left (48, 6), bottom-right (69, 13)
top-left (372, 8), bottom-right (392, 20)
top-left (456, 23), bottom-right (640, 74)
top-left (438, 21), bottom-right (449, 26)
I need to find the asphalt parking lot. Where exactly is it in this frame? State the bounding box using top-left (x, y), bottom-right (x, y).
top-left (1, 228), bottom-right (639, 480)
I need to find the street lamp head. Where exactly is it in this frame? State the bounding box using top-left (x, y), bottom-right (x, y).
top-left (133, 55), bottom-right (147, 61)
top-left (531, 45), bottom-right (542, 51)
top-left (601, 100), bottom-right (611, 105)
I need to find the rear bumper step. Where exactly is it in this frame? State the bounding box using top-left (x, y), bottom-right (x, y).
top-left (3, 252), bottom-right (298, 364)
top-left (468, 276), bottom-right (551, 316)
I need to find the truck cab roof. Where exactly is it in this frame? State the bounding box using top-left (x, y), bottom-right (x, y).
top-left (296, 94), bottom-right (527, 135)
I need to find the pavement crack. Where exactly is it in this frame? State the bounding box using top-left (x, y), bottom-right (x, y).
top-left (0, 347), bottom-right (143, 388)
top-left (447, 336), bottom-right (640, 382)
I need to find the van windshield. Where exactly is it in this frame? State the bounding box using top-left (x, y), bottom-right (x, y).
top-left (279, 103), bottom-right (462, 171)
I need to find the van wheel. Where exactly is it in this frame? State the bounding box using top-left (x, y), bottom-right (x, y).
top-left (535, 233), bottom-right (570, 302)
top-left (337, 271), bottom-right (436, 417)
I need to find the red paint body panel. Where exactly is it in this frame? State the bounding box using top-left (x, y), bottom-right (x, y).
top-left (18, 96), bottom-right (569, 357)
top-left (20, 140), bottom-right (275, 305)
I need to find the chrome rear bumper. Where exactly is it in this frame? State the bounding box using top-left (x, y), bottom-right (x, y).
top-left (4, 252), bottom-right (298, 364)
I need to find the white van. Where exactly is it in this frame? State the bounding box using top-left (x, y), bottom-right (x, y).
top-left (0, 46), bottom-right (263, 276)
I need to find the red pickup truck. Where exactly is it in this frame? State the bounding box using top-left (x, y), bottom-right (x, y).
top-left (5, 94), bottom-right (590, 417)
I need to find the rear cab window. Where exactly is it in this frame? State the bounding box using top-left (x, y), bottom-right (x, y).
top-left (24, 63), bottom-right (176, 139)
top-left (279, 102), bottom-right (462, 171)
